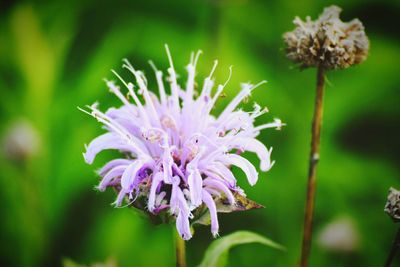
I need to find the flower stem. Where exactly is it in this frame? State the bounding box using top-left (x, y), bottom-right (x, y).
top-left (384, 228), bottom-right (400, 267)
top-left (175, 228), bottom-right (186, 267)
top-left (300, 65), bottom-right (325, 267)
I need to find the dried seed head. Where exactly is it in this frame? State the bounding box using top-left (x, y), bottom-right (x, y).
top-left (384, 187), bottom-right (400, 223)
top-left (283, 5), bottom-right (369, 70)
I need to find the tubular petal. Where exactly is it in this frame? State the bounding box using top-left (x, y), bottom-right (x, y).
top-left (202, 190), bottom-right (219, 237)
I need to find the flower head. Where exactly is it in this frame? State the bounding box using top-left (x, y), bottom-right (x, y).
top-left (385, 187), bottom-right (400, 223)
top-left (283, 5), bottom-right (369, 70)
top-left (81, 45), bottom-right (283, 240)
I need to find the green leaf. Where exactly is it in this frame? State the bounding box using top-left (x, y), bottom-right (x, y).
top-left (198, 231), bottom-right (285, 267)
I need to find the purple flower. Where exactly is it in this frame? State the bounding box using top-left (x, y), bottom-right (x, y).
top-left (81, 45), bottom-right (284, 240)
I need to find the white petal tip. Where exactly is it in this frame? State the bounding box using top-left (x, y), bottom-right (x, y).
top-left (261, 160), bottom-right (274, 172)
top-left (83, 152), bottom-right (93, 164)
top-left (249, 176), bottom-right (258, 186)
top-left (212, 232), bottom-right (220, 238)
top-left (95, 185), bottom-right (106, 192)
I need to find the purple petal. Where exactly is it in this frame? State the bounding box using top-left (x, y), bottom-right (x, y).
top-left (176, 211), bottom-right (192, 240)
top-left (113, 189), bottom-right (128, 207)
top-left (205, 187), bottom-right (221, 197)
top-left (84, 133), bottom-right (131, 164)
top-left (153, 204), bottom-right (169, 214)
top-left (98, 165), bottom-right (127, 191)
top-left (229, 137), bottom-right (274, 172)
top-left (219, 154), bottom-right (258, 186)
top-left (97, 159), bottom-right (131, 176)
top-left (203, 178), bottom-right (234, 204)
top-left (106, 106), bottom-right (141, 132)
top-left (171, 177), bottom-right (192, 240)
top-left (202, 189), bottom-right (219, 237)
top-left (172, 163), bottom-right (185, 181)
top-left (148, 172), bottom-right (163, 212)
top-left (169, 176), bottom-right (180, 214)
top-left (203, 163), bottom-right (236, 188)
top-left (162, 149), bottom-right (173, 184)
top-left (155, 191), bottom-right (167, 206)
top-left (188, 168), bottom-right (203, 206)
top-left (120, 160), bottom-right (145, 190)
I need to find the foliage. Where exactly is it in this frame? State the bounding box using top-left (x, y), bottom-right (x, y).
top-left (198, 231), bottom-right (284, 267)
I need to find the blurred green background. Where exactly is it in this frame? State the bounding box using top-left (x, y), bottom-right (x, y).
top-left (0, 0), bottom-right (399, 266)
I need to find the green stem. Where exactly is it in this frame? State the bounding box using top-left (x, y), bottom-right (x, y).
top-left (384, 228), bottom-right (400, 267)
top-left (300, 65), bottom-right (325, 267)
top-left (175, 228), bottom-right (186, 267)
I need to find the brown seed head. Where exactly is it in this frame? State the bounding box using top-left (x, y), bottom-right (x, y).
top-left (384, 187), bottom-right (400, 223)
top-left (283, 5), bottom-right (369, 70)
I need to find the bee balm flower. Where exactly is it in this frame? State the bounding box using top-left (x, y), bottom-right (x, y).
top-left (81, 46), bottom-right (283, 240)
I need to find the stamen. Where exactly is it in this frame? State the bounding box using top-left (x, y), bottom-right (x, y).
top-left (122, 62), bottom-right (160, 126)
top-left (112, 69), bottom-right (152, 128)
top-left (253, 118), bottom-right (286, 132)
top-left (165, 44), bottom-right (180, 112)
top-left (149, 60), bottom-right (167, 105)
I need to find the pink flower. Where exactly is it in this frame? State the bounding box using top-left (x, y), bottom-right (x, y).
top-left (81, 45), bottom-right (283, 240)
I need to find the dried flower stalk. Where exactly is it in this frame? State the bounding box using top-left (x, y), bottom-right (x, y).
top-left (283, 5), bottom-right (369, 267)
top-left (384, 187), bottom-right (400, 267)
